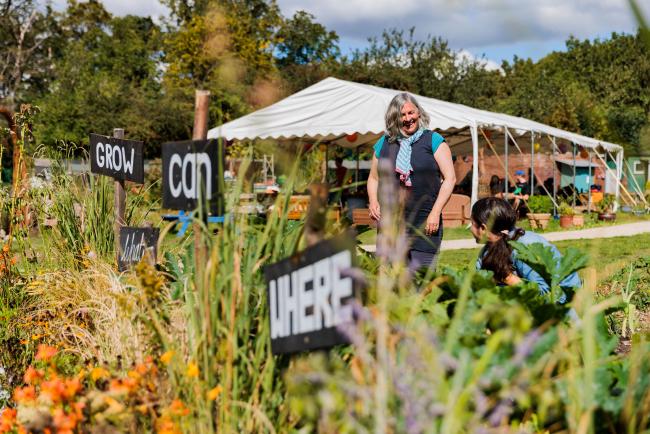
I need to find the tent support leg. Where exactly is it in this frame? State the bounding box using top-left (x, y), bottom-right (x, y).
top-left (530, 131), bottom-right (535, 197)
top-left (470, 126), bottom-right (479, 207)
top-left (572, 142), bottom-right (577, 207)
top-left (504, 127), bottom-right (509, 196)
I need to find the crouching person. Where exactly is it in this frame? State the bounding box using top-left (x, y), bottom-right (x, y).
top-left (470, 197), bottom-right (581, 302)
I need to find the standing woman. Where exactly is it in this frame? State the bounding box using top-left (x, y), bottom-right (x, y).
top-left (367, 93), bottom-right (456, 272)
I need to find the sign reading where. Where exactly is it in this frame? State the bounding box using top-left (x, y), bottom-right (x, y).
top-left (118, 227), bottom-right (159, 271)
top-left (90, 133), bottom-right (144, 183)
top-left (162, 139), bottom-right (223, 214)
top-left (264, 234), bottom-right (358, 355)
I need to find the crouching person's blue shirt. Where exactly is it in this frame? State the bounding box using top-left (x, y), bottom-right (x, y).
top-left (476, 230), bottom-right (582, 303)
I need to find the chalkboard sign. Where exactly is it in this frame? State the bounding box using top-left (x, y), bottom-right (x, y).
top-left (118, 227), bottom-right (159, 271)
top-left (90, 133), bottom-right (144, 183)
top-left (264, 234), bottom-right (358, 355)
top-left (162, 139), bottom-right (223, 214)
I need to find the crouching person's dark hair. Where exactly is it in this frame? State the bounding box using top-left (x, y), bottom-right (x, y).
top-left (471, 197), bottom-right (525, 282)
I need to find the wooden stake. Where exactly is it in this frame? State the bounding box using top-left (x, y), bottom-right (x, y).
top-left (192, 90), bottom-right (210, 286)
top-left (113, 128), bottom-right (126, 259)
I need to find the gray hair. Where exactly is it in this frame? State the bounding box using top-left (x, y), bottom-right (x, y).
top-left (384, 93), bottom-right (430, 142)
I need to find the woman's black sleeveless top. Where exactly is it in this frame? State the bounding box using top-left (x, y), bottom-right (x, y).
top-left (378, 130), bottom-right (443, 253)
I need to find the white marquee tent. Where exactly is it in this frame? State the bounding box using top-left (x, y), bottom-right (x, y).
top-left (208, 77), bottom-right (627, 206)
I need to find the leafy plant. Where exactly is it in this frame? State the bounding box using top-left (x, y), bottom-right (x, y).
top-left (527, 195), bottom-right (553, 214)
top-left (558, 201), bottom-right (575, 216)
top-left (597, 194), bottom-right (616, 214)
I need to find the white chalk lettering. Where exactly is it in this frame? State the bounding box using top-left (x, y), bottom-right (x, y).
top-left (268, 251), bottom-right (353, 339)
top-left (120, 233), bottom-right (148, 263)
top-left (168, 152), bottom-right (212, 200)
top-left (95, 142), bottom-right (136, 175)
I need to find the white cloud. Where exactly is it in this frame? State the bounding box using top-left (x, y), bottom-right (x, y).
top-left (46, 0), bottom-right (169, 18)
top-left (277, 0), bottom-right (647, 52)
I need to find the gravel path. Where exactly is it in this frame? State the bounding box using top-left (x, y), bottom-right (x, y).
top-left (360, 221), bottom-right (650, 252)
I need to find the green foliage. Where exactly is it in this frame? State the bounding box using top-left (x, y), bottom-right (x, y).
top-left (558, 201), bottom-right (575, 216)
top-left (527, 195), bottom-right (553, 213)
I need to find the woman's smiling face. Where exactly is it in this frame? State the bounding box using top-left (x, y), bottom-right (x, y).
top-left (400, 101), bottom-right (420, 136)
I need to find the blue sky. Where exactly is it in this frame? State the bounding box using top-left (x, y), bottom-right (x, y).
top-left (49, 0), bottom-right (648, 67)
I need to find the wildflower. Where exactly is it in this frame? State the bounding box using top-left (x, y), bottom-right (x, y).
top-left (63, 378), bottom-right (82, 400)
top-left (160, 350), bottom-right (174, 365)
top-left (90, 367), bottom-right (109, 382)
top-left (35, 344), bottom-right (57, 361)
top-left (206, 385), bottom-right (222, 401)
top-left (13, 386), bottom-right (36, 403)
top-left (186, 362), bottom-right (199, 378)
top-left (168, 399), bottom-right (190, 417)
top-left (31, 334), bottom-right (42, 341)
top-left (9, 256), bottom-right (16, 265)
top-left (136, 404), bottom-right (148, 415)
top-left (2, 244), bottom-right (9, 253)
top-left (0, 408), bottom-right (17, 433)
top-left (156, 418), bottom-right (182, 434)
top-left (23, 366), bottom-right (44, 385)
top-left (41, 378), bottom-right (65, 404)
top-left (53, 408), bottom-right (78, 433)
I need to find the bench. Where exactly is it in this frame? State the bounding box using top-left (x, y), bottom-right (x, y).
top-left (350, 193), bottom-right (471, 229)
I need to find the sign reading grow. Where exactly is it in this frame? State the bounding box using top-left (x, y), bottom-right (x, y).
top-left (162, 139), bottom-right (223, 214)
top-left (118, 227), bottom-right (159, 272)
top-left (264, 235), bottom-right (358, 355)
top-left (90, 133), bottom-right (144, 183)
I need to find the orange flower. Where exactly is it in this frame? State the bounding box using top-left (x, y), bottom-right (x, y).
top-left (186, 362), bottom-right (199, 378)
top-left (35, 344), bottom-right (57, 361)
top-left (10, 256), bottom-right (16, 265)
top-left (2, 244), bottom-right (9, 253)
top-left (23, 366), bottom-right (44, 385)
top-left (0, 408), bottom-right (17, 433)
top-left (108, 379), bottom-right (130, 395)
top-left (90, 367), bottom-right (109, 382)
top-left (156, 418), bottom-right (182, 434)
top-left (53, 408), bottom-right (78, 433)
top-left (168, 399), bottom-right (190, 417)
top-left (63, 378), bottom-right (82, 400)
top-left (160, 350), bottom-right (174, 365)
top-left (13, 385), bottom-right (36, 403)
top-left (41, 378), bottom-right (65, 404)
top-left (206, 385), bottom-right (222, 401)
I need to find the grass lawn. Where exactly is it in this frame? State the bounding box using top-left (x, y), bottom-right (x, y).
top-left (438, 232), bottom-right (650, 284)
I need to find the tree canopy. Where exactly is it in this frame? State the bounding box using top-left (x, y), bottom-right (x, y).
top-left (0, 0), bottom-right (648, 156)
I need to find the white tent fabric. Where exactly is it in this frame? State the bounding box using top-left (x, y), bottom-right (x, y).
top-left (208, 77), bottom-right (622, 153)
top-left (208, 77), bottom-right (625, 205)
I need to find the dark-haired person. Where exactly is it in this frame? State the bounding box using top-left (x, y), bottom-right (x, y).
top-left (367, 93), bottom-right (456, 272)
top-left (470, 197), bottom-right (581, 298)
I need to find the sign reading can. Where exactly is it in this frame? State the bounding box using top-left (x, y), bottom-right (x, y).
top-left (264, 234), bottom-right (358, 355)
top-left (118, 227), bottom-right (159, 271)
top-left (162, 139), bottom-right (223, 214)
top-left (90, 133), bottom-right (144, 183)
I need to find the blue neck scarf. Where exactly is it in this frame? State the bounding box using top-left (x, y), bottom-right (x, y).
top-left (395, 128), bottom-right (424, 187)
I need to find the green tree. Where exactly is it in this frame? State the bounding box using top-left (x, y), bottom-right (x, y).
top-left (0, 0), bottom-right (59, 109)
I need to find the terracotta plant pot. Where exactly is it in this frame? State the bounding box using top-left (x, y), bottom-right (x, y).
top-left (572, 214), bottom-right (585, 227)
top-left (527, 213), bottom-right (552, 230)
top-left (559, 215), bottom-right (573, 228)
top-left (598, 212), bottom-right (616, 222)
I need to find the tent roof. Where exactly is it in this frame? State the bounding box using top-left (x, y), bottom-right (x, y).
top-left (208, 77), bottom-right (622, 153)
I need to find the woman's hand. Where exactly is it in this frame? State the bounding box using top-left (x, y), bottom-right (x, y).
top-left (425, 209), bottom-right (441, 235)
top-left (503, 274), bottom-right (522, 286)
top-left (369, 200), bottom-right (381, 220)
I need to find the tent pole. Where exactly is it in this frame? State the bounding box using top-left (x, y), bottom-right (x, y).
top-left (504, 127), bottom-right (509, 196)
top-left (470, 126), bottom-right (479, 206)
top-left (609, 149), bottom-right (647, 205)
top-left (572, 142), bottom-right (577, 207)
top-left (530, 131), bottom-right (535, 197)
top-left (552, 137), bottom-right (557, 215)
top-left (587, 150), bottom-right (594, 213)
top-left (593, 149), bottom-right (638, 205)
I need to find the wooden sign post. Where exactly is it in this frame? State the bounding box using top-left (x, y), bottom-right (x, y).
top-left (89, 130), bottom-right (144, 263)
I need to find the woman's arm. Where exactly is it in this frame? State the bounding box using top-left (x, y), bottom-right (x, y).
top-left (367, 155), bottom-right (381, 220)
top-left (426, 143), bottom-right (456, 235)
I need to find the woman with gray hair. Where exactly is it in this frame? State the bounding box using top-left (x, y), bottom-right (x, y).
top-left (367, 92), bottom-right (456, 272)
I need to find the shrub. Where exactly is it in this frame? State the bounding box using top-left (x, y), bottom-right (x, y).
top-left (527, 195), bottom-right (553, 214)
